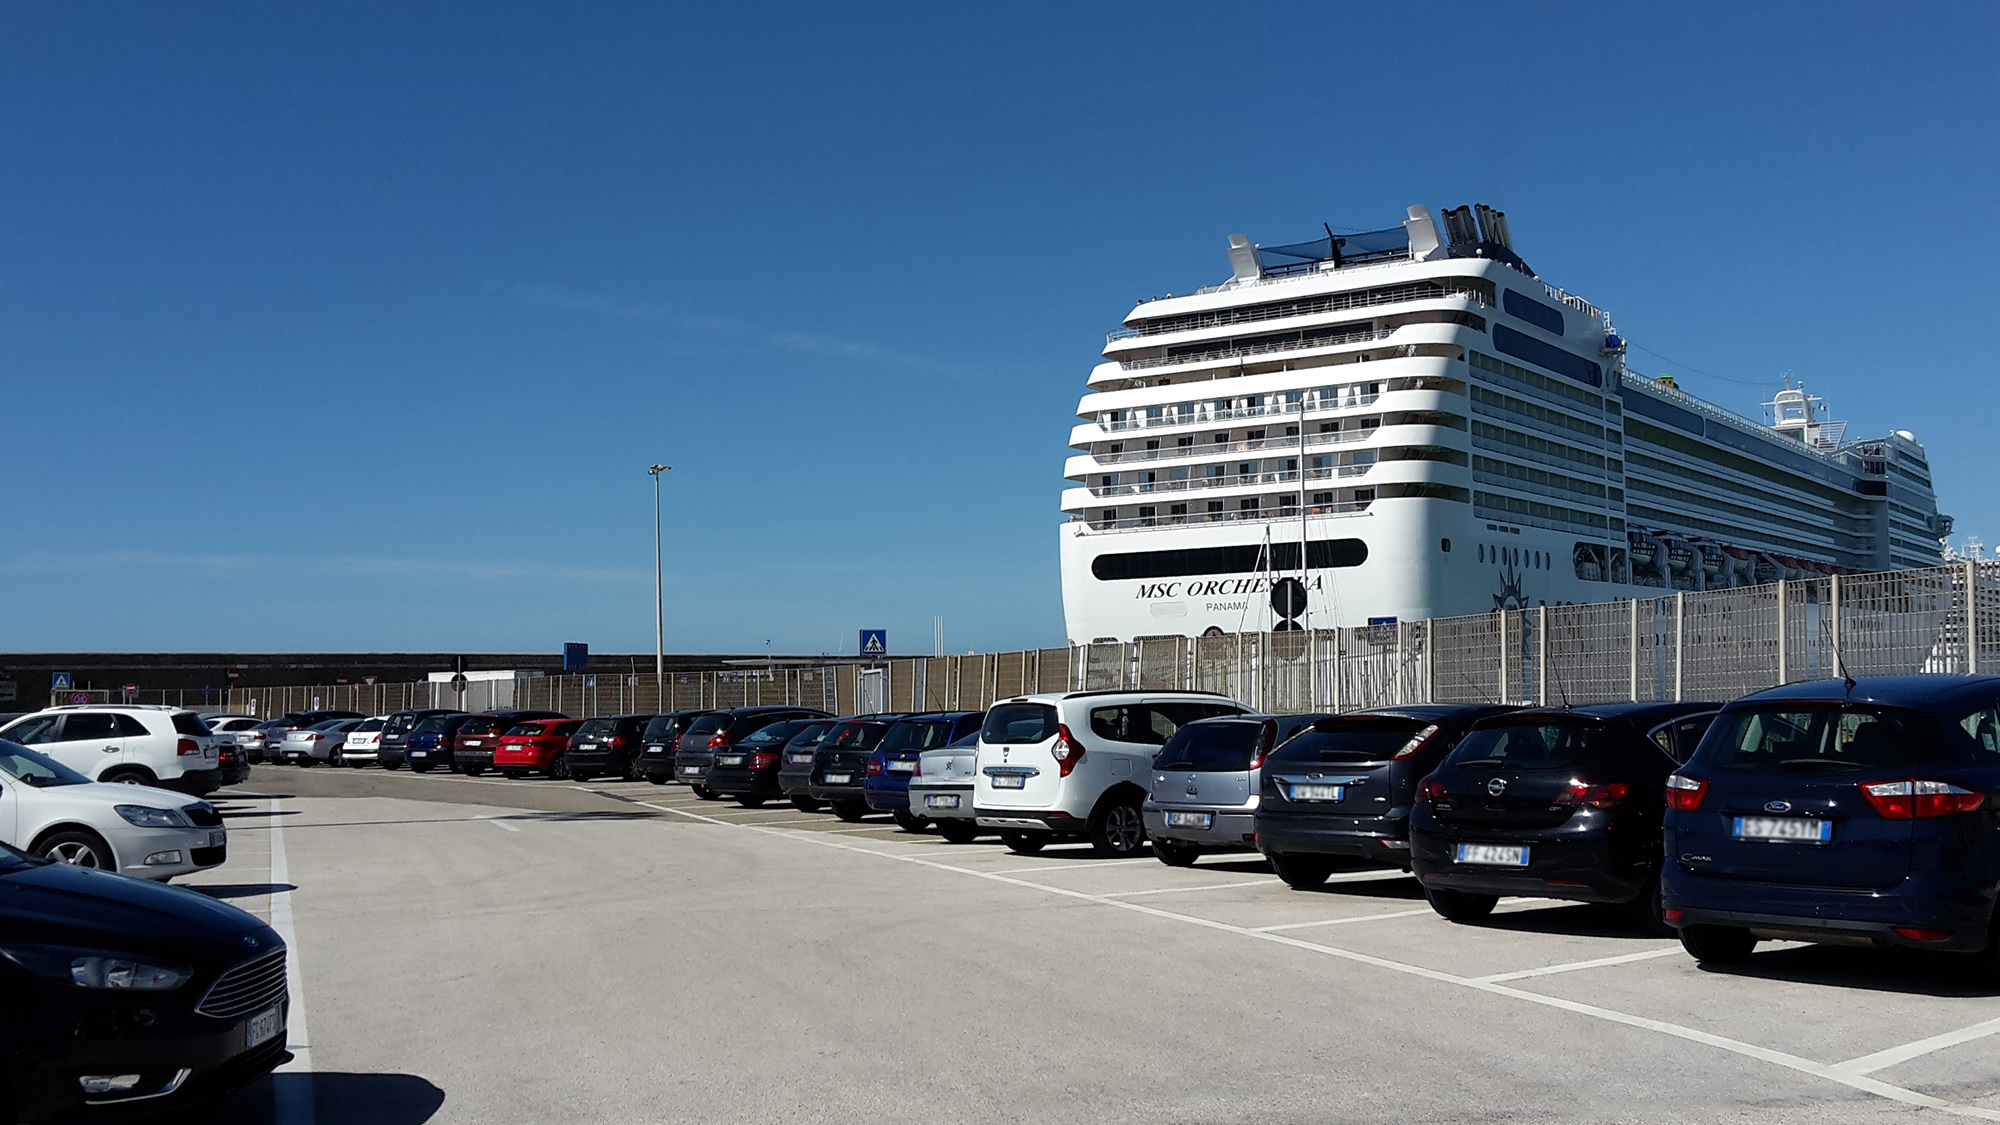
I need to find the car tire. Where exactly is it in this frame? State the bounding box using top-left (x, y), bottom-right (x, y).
top-left (548, 754), bottom-right (571, 781)
top-left (831, 801), bottom-right (868, 822)
top-left (692, 784), bottom-right (720, 801)
top-left (622, 757), bottom-right (646, 783)
top-left (1679, 924), bottom-right (1758, 964)
top-left (382, 761), bottom-right (401, 771)
top-left (735, 795), bottom-right (767, 808)
top-left (37, 830), bottom-right (115, 871)
top-left (891, 809), bottom-right (929, 833)
top-left (1268, 853), bottom-right (1335, 888)
top-left (99, 767), bottom-right (156, 787)
top-left (1425, 886), bottom-right (1499, 923)
top-left (1153, 838), bottom-right (1202, 867)
top-left (1626, 876), bottom-right (1675, 937)
top-left (1000, 830), bottom-right (1047, 855)
top-left (1088, 799), bottom-right (1147, 858)
top-left (330, 749), bottom-right (345, 767)
top-left (790, 795), bottom-right (823, 813)
top-left (936, 820), bottom-right (978, 844)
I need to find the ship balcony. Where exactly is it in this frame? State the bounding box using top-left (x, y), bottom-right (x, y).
top-left (1071, 497), bottom-right (1377, 533)
top-left (1088, 321), bottom-right (1482, 391)
top-left (1070, 462), bottom-right (1378, 503)
top-left (1101, 294), bottom-right (1490, 357)
top-left (1066, 423), bottom-right (1385, 476)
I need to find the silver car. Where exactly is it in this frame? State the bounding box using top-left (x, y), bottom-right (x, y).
top-left (906, 732), bottom-right (981, 843)
top-left (1143, 713), bottom-right (1329, 866)
top-left (278, 719), bottom-right (366, 766)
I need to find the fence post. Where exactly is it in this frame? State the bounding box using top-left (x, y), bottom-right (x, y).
top-left (1424, 619), bottom-right (1436, 705)
top-left (1673, 592), bottom-right (1685, 702)
top-left (1497, 613), bottom-right (1510, 705)
top-left (1627, 598), bottom-right (1640, 702)
top-left (1331, 627), bottom-right (1342, 713)
top-left (1536, 605), bottom-right (1548, 707)
top-left (1775, 579), bottom-right (1788, 685)
top-left (1968, 562), bottom-right (1980, 676)
top-left (1830, 574), bottom-right (1842, 678)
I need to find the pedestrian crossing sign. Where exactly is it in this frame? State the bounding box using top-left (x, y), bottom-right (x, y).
top-left (859, 630), bottom-right (887, 657)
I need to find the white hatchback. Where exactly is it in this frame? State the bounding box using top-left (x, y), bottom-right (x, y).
top-left (0, 741), bottom-right (228, 880)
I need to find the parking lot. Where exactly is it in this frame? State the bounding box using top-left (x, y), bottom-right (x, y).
top-left (180, 766), bottom-right (2000, 1124)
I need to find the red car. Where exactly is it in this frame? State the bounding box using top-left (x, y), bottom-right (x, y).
top-left (495, 719), bottom-right (585, 779)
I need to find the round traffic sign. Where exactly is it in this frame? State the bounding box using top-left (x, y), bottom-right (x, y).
top-left (450, 672), bottom-right (468, 694)
top-left (70, 692), bottom-right (88, 705)
top-left (1271, 577), bottom-right (1309, 619)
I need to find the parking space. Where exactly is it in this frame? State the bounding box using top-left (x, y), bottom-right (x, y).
top-left (184, 765), bottom-right (2000, 1124)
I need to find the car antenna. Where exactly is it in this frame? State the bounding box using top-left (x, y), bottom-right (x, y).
top-left (1827, 610), bottom-right (1858, 697)
top-left (1453, 667), bottom-right (1499, 707)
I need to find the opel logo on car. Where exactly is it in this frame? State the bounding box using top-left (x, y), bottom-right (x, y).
top-left (1486, 777), bottom-right (1507, 797)
top-left (1765, 800), bottom-right (1792, 813)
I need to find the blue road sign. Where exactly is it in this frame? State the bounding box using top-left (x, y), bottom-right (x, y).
top-left (859, 630), bottom-right (887, 657)
top-left (563, 642), bottom-right (589, 672)
top-left (50, 673), bottom-right (70, 691)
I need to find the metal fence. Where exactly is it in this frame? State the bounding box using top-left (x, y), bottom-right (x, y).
top-left (209, 560), bottom-right (2000, 720)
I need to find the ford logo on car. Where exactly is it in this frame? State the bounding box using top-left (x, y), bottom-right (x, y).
top-left (1764, 800), bottom-right (1792, 813)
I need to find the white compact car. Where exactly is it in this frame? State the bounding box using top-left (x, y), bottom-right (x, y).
top-left (0, 706), bottom-right (221, 794)
top-left (0, 741), bottom-right (228, 880)
top-left (339, 716), bottom-right (388, 767)
top-left (973, 691), bottom-right (1249, 857)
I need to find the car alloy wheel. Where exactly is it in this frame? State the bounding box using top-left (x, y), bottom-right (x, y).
top-left (1091, 801), bottom-right (1146, 857)
top-left (548, 753), bottom-right (570, 781)
top-left (41, 834), bottom-right (111, 869)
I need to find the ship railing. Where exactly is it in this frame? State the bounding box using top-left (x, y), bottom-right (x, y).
top-left (1540, 282), bottom-right (1609, 326)
top-left (1089, 427), bottom-right (1376, 465)
top-left (1088, 464), bottom-right (1373, 498)
top-left (1180, 253), bottom-right (1416, 298)
top-left (1623, 372), bottom-right (1838, 459)
top-left (1080, 500), bottom-right (1371, 532)
top-left (1106, 327), bottom-right (1142, 341)
top-left (1101, 393), bottom-right (1382, 432)
top-left (1106, 282), bottom-right (1492, 345)
top-left (1118, 327), bottom-right (1393, 371)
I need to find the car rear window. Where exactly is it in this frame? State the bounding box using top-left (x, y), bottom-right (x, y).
top-left (684, 715), bottom-right (728, 740)
top-left (1444, 719), bottom-right (1621, 772)
top-left (1155, 720), bottom-right (1264, 771)
top-left (356, 718), bottom-right (385, 733)
top-left (822, 722), bottom-right (890, 751)
top-left (459, 718), bottom-right (507, 736)
top-left (784, 722), bottom-right (832, 750)
top-left (385, 714), bottom-right (418, 734)
top-left (742, 721), bottom-right (810, 749)
top-left (880, 721), bottom-right (956, 754)
top-left (577, 718), bottom-right (619, 737)
top-left (983, 703), bottom-right (1058, 744)
top-left (412, 716), bottom-right (450, 735)
top-left (643, 715), bottom-right (688, 741)
top-left (504, 723), bottom-right (542, 737)
top-left (1693, 705), bottom-right (1937, 774)
top-left (1089, 702), bottom-right (1234, 746)
top-left (1267, 716), bottom-right (1434, 765)
top-left (171, 713), bottom-right (210, 736)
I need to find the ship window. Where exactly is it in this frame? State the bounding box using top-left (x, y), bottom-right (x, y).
top-left (1313, 492), bottom-right (1333, 504)
top-left (1090, 539), bottom-right (1370, 580)
top-left (1177, 436), bottom-right (1193, 448)
top-left (1213, 433), bottom-right (1229, 443)
top-left (1503, 290), bottom-right (1567, 336)
top-left (1441, 538), bottom-right (1451, 553)
top-left (1206, 465), bottom-right (1225, 478)
top-left (1248, 430), bottom-right (1266, 440)
top-left (1206, 501), bottom-right (1223, 513)
top-left (1320, 423), bottom-right (1338, 433)
top-left (1492, 325), bottom-right (1603, 387)
top-left (1240, 498), bottom-right (1260, 511)
top-left (1169, 504), bottom-right (1187, 516)
top-left (1146, 440), bottom-right (1159, 451)
top-left (1285, 426), bottom-right (1299, 437)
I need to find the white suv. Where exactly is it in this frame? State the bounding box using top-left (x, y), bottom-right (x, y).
top-left (0, 706), bottom-right (222, 795)
top-left (973, 691), bottom-right (1249, 857)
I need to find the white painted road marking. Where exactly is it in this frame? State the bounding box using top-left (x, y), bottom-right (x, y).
top-left (268, 798), bottom-right (315, 1125)
top-left (1477, 946), bottom-right (1685, 983)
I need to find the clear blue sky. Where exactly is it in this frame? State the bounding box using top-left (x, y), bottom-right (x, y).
top-left (3, 3), bottom-right (1994, 655)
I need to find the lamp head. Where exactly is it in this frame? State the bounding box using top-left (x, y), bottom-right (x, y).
top-left (648, 464), bottom-right (672, 475)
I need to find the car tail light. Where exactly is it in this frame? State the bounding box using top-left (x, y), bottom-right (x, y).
top-left (1861, 779), bottom-right (1985, 819)
top-left (867, 758), bottom-right (882, 775)
top-left (177, 738), bottom-right (200, 757)
top-left (708, 733), bottom-right (728, 748)
top-left (1051, 724), bottom-right (1082, 778)
top-left (1416, 778), bottom-right (1448, 804)
top-left (607, 736), bottom-right (627, 748)
top-left (1248, 720), bottom-right (1279, 770)
top-left (750, 752), bottom-right (780, 769)
top-left (1664, 908), bottom-right (1684, 922)
top-left (1553, 781), bottom-right (1630, 809)
top-left (1665, 774), bottom-right (1708, 812)
top-left (1893, 927), bottom-right (1954, 942)
top-left (304, 733), bottom-right (322, 742)
top-left (1392, 723), bottom-right (1442, 760)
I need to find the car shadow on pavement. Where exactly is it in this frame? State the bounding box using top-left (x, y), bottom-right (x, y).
top-left (1696, 944), bottom-right (2000, 998)
top-left (1471, 903), bottom-right (1660, 940)
top-left (216, 808), bottom-right (302, 819)
top-left (1293, 875), bottom-right (1426, 900)
top-left (187, 883), bottom-right (298, 899)
top-left (170, 1072), bottom-right (445, 1125)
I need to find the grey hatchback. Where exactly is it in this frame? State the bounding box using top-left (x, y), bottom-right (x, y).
top-left (1142, 713), bottom-right (1331, 866)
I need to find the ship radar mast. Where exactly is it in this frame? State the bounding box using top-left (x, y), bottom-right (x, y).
top-left (1765, 375), bottom-right (1847, 451)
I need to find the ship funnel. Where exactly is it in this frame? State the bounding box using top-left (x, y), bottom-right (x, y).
top-left (1227, 234), bottom-right (1264, 283)
top-left (1405, 205), bottom-right (1444, 261)
top-left (1441, 205), bottom-right (1478, 246)
top-left (1475, 204), bottom-right (1512, 249)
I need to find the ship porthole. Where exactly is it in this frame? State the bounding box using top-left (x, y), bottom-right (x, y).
top-left (1441, 538), bottom-right (1451, 553)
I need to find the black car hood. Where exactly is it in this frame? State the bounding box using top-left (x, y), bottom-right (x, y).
top-left (0, 861), bottom-right (273, 967)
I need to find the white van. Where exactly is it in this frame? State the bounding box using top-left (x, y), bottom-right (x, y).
top-left (973, 691), bottom-right (1249, 857)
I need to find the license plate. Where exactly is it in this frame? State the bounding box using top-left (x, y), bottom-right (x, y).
top-left (1289, 783), bottom-right (1344, 802)
top-left (1734, 816), bottom-right (1832, 844)
top-left (1455, 843), bottom-right (1529, 866)
top-left (411, 750), bottom-right (428, 758)
top-left (243, 1003), bottom-right (284, 1050)
top-left (992, 775), bottom-right (1026, 789)
top-left (823, 772), bottom-right (852, 784)
top-left (646, 745), bottom-right (665, 755)
top-left (789, 754), bottom-right (813, 764)
top-left (716, 755), bottom-right (744, 767)
top-left (1164, 811), bottom-right (1213, 828)
top-left (925, 793), bottom-right (961, 809)
top-left (886, 760), bottom-right (916, 772)
top-left (462, 740), bottom-right (481, 747)
top-left (679, 765), bottom-right (699, 775)
top-left (209, 830), bottom-right (226, 847)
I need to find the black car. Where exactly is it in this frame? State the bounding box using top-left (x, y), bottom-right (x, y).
top-left (1256, 705), bottom-right (1519, 887)
top-left (0, 844), bottom-right (289, 1121)
top-left (564, 714), bottom-right (658, 783)
top-left (404, 713), bottom-right (485, 773)
top-left (376, 709), bottom-right (464, 771)
top-left (637, 711), bottom-right (717, 784)
top-left (212, 741), bottom-right (252, 788)
top-left (705, 719), bottom-right (825, 806)
top-left (1666, 675), bottom-right (2000, 969)
top-left (1409, 702), bottom-right (1720, 931)
top-left (451, 710), bottom-right (567, 776)
top-left (806, 715), bottom-right (911, 821)
top-left (776, 721), bottom-right (838, 810)
top-left (672, 707), bottom-right (831, 799)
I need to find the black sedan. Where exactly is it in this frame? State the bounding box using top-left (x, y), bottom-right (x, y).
top-left (671, 707), bottom-right (830, 799)
top-left (806, 715), bottom-right (909, 821)
top-left (1409, 702), bottom-right (1720, 932)
top-left (0, 844), bottom-right (289, 1121)
top-left (705, 719), bottom-right (826, 806)
top-left (636, 711), bottom-right (717, 784)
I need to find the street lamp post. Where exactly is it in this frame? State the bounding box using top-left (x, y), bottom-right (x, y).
top-left (649, 464), bottom-right (672, 703)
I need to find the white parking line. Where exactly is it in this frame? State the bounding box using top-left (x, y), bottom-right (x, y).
top-left (267, 798), bottom-right (315, 1125)
top-left (1253, 907), bottom-right (1438, 932)
top-left (473, 816), bottom-right (522, 833)
top-left (1101, 879), bottom-right (1280, 898)
top-left (1835, 1015), bottom-right (2000, 1077)
top-left (626, 795), bottom-right (2000, 1122)
top-left (988, 858), bottom-right (1159, 875)
top-left (1476, 946), bottom-right (1684, 983)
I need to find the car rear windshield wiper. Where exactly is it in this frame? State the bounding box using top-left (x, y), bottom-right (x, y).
top-left (1458, 759), bottom-right (1507, 769)
top-left (1776, 758), bottom-right (1862, 772)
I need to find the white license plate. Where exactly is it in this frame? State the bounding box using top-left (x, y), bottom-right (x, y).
top-left (1734, 816), bottom-right (1832, 843)
top-left (462, 740), bottom-right (481, 747)
top-left (716, 755), bottom-right (744, 767)
top-left (646, 745), bottom-right (666, 755)
top-left (679, 765), bottom-right (700, 775)
top-left (925, 794), bottom-right (961, 809)
top-left (243, 1003), bottom-right (284, 1050)
top-left (789, 754), bottom-right (814, 764)
top-left (208, 830), bottom-right (226, 847)
top-left (1289, 783), bottom-right (1344, 802)
top-left (992, 775), bottom-right (1026, 789)
top-left (1164, 811), bottom-right (1213, 828)
top-left (1455, 843), bottom-right (1530, 866)
top-left (823, 772), bottom-right (852, 784)
top-left (887, 760), bottom-right (916, 772)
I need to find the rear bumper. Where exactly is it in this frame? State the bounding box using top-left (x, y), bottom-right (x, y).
top-left (806, 782), bottom-right (868, 804)
top-left (211, 765), bottom-right (252, 787)
top-left (1665, 869), bottom-right (1994, 951)
top-left (493, 748), bottom-right (550, 769)
top-left (1256, 809), bottom-right (1414, 866)
top-left (974, 808), bottom-right (1087, 835)
top-left (1142, 801), bottom-right (1257, 848)
top-left (378, 744), bottom-right (407, 766)
top-left (165, 770), bottom-right (219, 796)
top-left (864, 781), bottom-right (913, 812)
top-left (908, 783), bottom-right (974, 820)
top-left (706, 769), bottom-right (782, 797)
top-left (777, 767), bottom-right (814, 795)
top-left (1411, 828), bottom-right (1650, 905)
top-left (564, 751), bottom-right (626, 775)
top-left (454, 750), bottom-right (496, 770)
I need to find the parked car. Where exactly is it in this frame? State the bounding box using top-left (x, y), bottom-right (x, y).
top-left (974, 691), bottom-right (1250, 857)
top-left (1665, 675), bottom-right (2000, 969)
top-left (243, 710), bottom-right (365, 765)
top-left (1142, 711), bottom-right (1331, 868)
top-left (276, 719), bottom-right (366, 767)
top-left (1255, 705), bottom-right (1519, 887)
top-left (212, 741), bottom-right (251, 788)
top-left (405, 713), bottom-right (485, 773)
top-left (564, 714), bottom-right (658, 783)
top-left (775, 721), bottom-right (837, 810)
top-left (377, 708), bottom-right (464, 771)
top-left (0, 740), bottom-right (229, 880)
top-left (905, 731), bottom-right (982, 843)
top-left (0, 839), bottom-right (288, 1120)
top-left (495, 719), bottom-right (585, 779)
top-left (339, 716), bottom-right (388, 767)
top-left (806, 715), bottom-right (913, 820)
top-left (705, 719), bottom-right (825, 806)
top-left (1409, 702), bottom-right (1719, 931)
top-left (637, 711), bottom-right (717, 784)
top-left (199, 715), bottom-right (262, 741)
top-left (0, 707), bottom-right (224, 796)
top-left (237, 720), bottom-right (293, 765)
top-left (451, 710), bottom-right (568, 776)
top-left (864, 712), bottom-right (986, 831)
top-left (675, 707), bottom-right (831, 799)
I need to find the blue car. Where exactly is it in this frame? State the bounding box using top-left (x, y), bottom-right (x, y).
top-left (864, 711), bottom-right (985, 832)
top-left (1665, 674), bottom-right (2000, 970)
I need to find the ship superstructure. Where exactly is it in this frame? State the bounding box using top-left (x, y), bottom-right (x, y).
top-left (1059, 205), bottom-right (1952, 643)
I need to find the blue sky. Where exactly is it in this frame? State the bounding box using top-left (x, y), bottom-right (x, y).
top-left (2, 2), bottom-right (1994, 655)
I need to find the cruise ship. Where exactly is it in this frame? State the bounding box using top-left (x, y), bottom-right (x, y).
top-left (1059, 205), bottom-right (1953, 643)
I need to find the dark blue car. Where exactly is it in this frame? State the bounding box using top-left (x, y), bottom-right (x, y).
top-left (1665, 675), bottom-right (2000, 969)
top-left (864, 711), bottom-right (985, 832)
